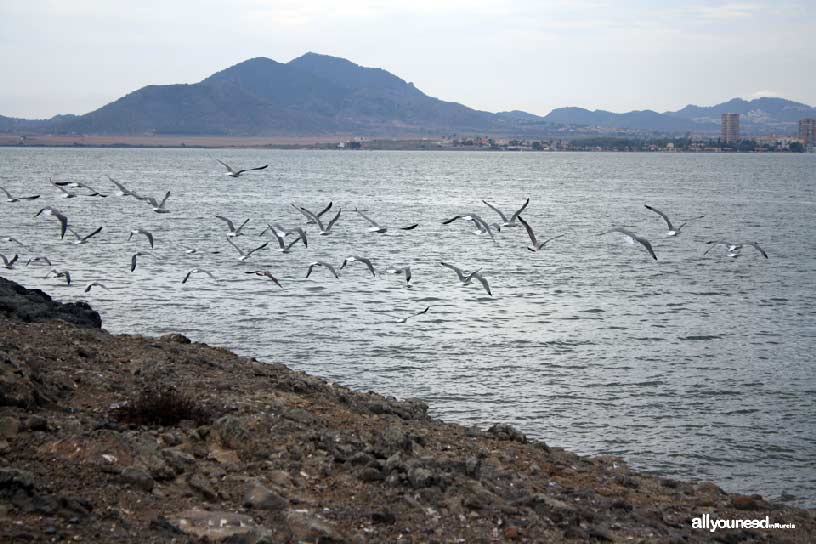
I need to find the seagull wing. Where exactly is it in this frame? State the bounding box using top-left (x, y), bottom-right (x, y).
top-left (644, 204), bottom-right (674, 231)
top-left (245, 242), bottom-right (268, 258)
top-left (399, 223), bottom-right (419, 230)
top-left (216, 159), bottom-right (236, 174)
top-left (355, 208), bottom-right (381, 228)
top-left (471, 272), bottom-right (492, 296)
top-left (317, 201), bottom-right (333, 217)
top-left (235, 218), bottom-right (251, 234)
top-left (634, 234), bottom-right (658, 260)
top-left (0, 187), bottom-right (12, 199)
top-left (440, 261), bottom-right (467, 282)
top-left (215, 215), bottom-right (236, 232)
top-left (181, 270), bottom-right (193, 284)
top-left (411, 306), bottom-right (431, 318)
top-left (508, 198), bottom-right (530, 222)
top-left (540, 233), bottom-right (566, 246)
top-left (249, 164), bottom-right (268, 171)
top-left (298, 207), bottom-right (323, 230)
top-left (130, 253), bottom-right (139, 272)
top-left (481, 200), bottom-right (508, 222)
top-left (158, 191), bottom-right (171, 208)
top-left (517, 216), bottom-right (539, 246)
top-left (442, 215), bottom-right (462, 225)
top-left (748, 242), bottom-right (768, 259)
top-left (83, 226), bottom-right (103, 242)
top-left (226, 237), bottom-right (244, 256)
top-left (326, 209), bottom-right (342, 232)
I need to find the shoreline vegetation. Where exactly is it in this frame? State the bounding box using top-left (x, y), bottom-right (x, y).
top-left (0, 276), bottom-right (813, 543)
top-left (0, 133), bottom-right (811, 153)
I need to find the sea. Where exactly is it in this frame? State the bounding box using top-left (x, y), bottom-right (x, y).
top-left (1, 147), bottom-right (814, 506)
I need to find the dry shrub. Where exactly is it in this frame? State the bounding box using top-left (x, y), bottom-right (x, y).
top-left (111, 385), bottom-right (214, 426)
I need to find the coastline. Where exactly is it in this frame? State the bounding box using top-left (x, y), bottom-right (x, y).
top-left (1, 278), bottom-right (812, 542)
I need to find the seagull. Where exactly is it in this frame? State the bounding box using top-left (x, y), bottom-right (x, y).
top-left (354, 208), bottom-right (419, 234)
top-left (1, 187), bottom-right (40, 202)
top-left (298, 207), bottom-right (341, 235)
top-left (51, 179), bottom-right (107, 198)
top-left (226, 237), bottom-right (268, 261)
top-left (106, 176), bottom-right (135, 197)
top-left (182, 268), bottom-right (216, 284)
top-left (704, 241), bottom-right (768, 259)
top-left (45, 269), bottom-right (71, 285)
top-left (137, 191), bottom-right (171, 213)
top-left (84, 282), bottom-right (109, 293)
top-left (66, 226), bottom-right (103, 245)
top-left (130, 252), bottom-right (153, 272)
top-left (35, 207), bottom-right (69, 239)
top-left (51, 179), bottom-right (77, 199)
top-left (517, 216), bottom-right (565, 252)
top-left (0, 254), bottom-right (18, 269)
top-left (482, 198), bottom-right (529, 227)
top-left (439, 261), bottom-right (479, 284)
top-left (600, 227), bottom-right (658, 261)
top-left (442, 214), bottom-right (496, 243)
top-left (245, 270), bottom-right (282, 288)
top-left (128, 229), bottom-right (154, 249)
top-left (383, 266), bottom-right (412, 284)
top-left (293, 202), bottom-right (332, 225)
top-left (260, 224), bottom-right (306, 253)
top-left (1, 236), bottom-right (27, 247)
top-left (216, 216), bottom-right (251, 237)
top-left (216, 159), bottom-right (268, 178)
top-left (26, 256), bottom-right (52, 267)
top-left (260, 224), bottom-right (308, 248)
top-left (469, 271), bottom-right (493, 296)
top-left (380, 306), bottom-right (430, 324)
top-left (644, 205), bottom-right (704, 236)
top-left (306, 261), bottom-right (339, 279)
top-left (340, 255), bottom-right (376, 277)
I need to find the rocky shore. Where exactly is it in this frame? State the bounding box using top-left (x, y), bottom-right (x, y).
top-left (0, 278), bottom-right (812, 543)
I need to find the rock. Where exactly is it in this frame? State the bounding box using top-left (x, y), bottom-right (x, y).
top-left (732, 494), bottom-right (768, 511)
top-left (487, 423), bottom-right (527, 443)
top-left (162, 447), bottom-right (196, 474)
top-left (0, 468), bottom-right (35, 491)
top-left (283, 407), bottom-right (317, 425)
top-left (187, 472), bottom-right (218, 501)
top-left (371, 510), bottom-right (396, 525)
top-left (382, 425), bottom-right (412, 452)
top-left (286, 510), bottom-right (345, 542)
top-left (532, 494), bottom-right (579, 524)
top-left (209, 444), bottom-right (241, 465)
top-left (212, 415), bottom-right (249, 450)
top-left (504, 526), bottom-right (521, 540)
top-left (408, 466), bottom-right (436, 489)
top-left (461, 481), bottom-right (500, 510)
top-left (160, 333), bottom-right (191, 344)
top-left (119, 467), bottom-right (154, 492)
top-left (244, 481), bottom-right (288, 511)
top-left (358, 467), bottom-right (384, 482)
top-left (0, 355), bottom-right (48, 408)
top-left (172, 509), bottom-right (257, 542)
top-left (0, 276), bottom-right (102, 328)
top-left (25, 415), bottom-right (48, 432)
top-left (0, 415), bottom-right (20, 438)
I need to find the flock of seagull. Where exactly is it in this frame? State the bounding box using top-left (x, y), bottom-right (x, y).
top-left (0, 158), bottom-right (770, 323)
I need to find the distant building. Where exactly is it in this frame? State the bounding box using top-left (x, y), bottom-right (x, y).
top-left (799, 118), bottom-right (816, 146)
top-left (721, 113), bottom-right (740, 144)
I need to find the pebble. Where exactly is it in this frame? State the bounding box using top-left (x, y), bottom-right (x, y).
top-left (119, 467), bottom-right (154, 492)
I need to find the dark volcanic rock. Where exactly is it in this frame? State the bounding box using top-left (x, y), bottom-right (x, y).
top-left (0, 277), bottom-right (101, 328)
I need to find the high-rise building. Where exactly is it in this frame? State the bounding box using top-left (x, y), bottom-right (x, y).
top-left (799, 118), bottom-right (816, 146)
top-left (721, 113), bottom-right (740, 144)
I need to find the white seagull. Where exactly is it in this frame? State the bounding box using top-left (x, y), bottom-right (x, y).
top-left (128, 228), bottom-right (154, 249)
top-left (600, 227), bottom-right (658, 261)
top-left (518, 216), bottom-right (565, 252)
top-left (442, 214), bottom-right (497, 243)
top-left (439, 261), bottom-right (479, 284)
top-left (66, 226), bottom-right (103, 245)
top-left (84, 282), bottom-right (109, 293)
top-left (216, 159), bottom-right (268, 178)
top-left (306, 261), bottom-right (340, 279)
top-left (644, 205), bottom-right (704, 237)
top-left (482, 198), bottom-right (529, 227)
top-left (354, 208), bottom-right (418, 234)
top-left (245, 270), bottom-right (283, 288)
top-left (0, 254), bottom-right (18, 269)
top-left (45, 269), bottom-right (71, 285)
top-left (137, 191), bottom-right (171, 213)
top-left (182, 268), bottom-right (216, 284)
top-left (704, 241), bottom-right (768, 259)
top-left (469, 271), bottom-right (493, 296)
top-left (383, 266), bottom-right (412, 284)
top-left (35, 207), bottom-right (69, 239)
top-left (261, 224), bottom-right (306, 253)
top-left (298, 207), bottom-right (341, 235)
top-left (26, 256), bottom-right (52, 267)
top-left (106, 176), bottom-right (135, 197)
top-left (1, 236), bottom-right (27, 247)
top-left (340, 255), bottom-right (376, 277)
top-left (51, 179), bottom-right (107, 198)
top-left (293, 202), bottom-right (332, 225)
top-left (216, 215), bottom-right (251, 237)
top-left (380, 306), bottom-right (430, 324)
top-left (1, 187), bottom-right (40, 202)
top-left (226, 237), bottom-right (268, 261)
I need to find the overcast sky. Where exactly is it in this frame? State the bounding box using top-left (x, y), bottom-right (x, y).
top-left (1, 0), bottom-right (813, 119)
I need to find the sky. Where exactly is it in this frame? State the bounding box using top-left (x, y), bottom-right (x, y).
top-left (1, 0), bottom-right (814, 119)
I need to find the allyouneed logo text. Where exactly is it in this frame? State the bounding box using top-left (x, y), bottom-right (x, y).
top-left (692, 514), bottom-right (796, 532)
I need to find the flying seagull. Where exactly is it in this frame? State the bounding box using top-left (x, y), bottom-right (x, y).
top-left (380, 306), bottom-right (431, 324)
top-left (130, 252), bottom-right (153, 272)
top-left (0, 254), bottom-right (18, 269)
top-left (644, 205), bottom-right (704, 237)
top-left (35, 207), bottom-right (69, 239)
top-left (383, 266), bottom-right (412, 284)
top-left (182, 268), bottom-right (216, 284)
top-left (66, 226), bottom-right (103, 245)
top-left (340, 255), bottom-right (376, 277)
top-left (128, 228), bottom-right (154, 249)
top-left (439, 261), bottom-right (479, 284)
top-left (45, 269), bottom-right (71, 285)
top-left (26, 256), bottom-right (52, 267)
top-left (1, 187), bottom-right (39, 202)
top-left (245, 270), bottom-right (282, 288)
top-left (442, 214), bottom-right (497, 243)
top-left (137, 191), bottom-right (171, 213)
top-left (292, 202), bottom-right (332, 225)
top-left (261, 224), bottom-right (305, 253)
top-left (482, 198), bottom-right (529, 227)
top-left (306, 261), bottom-right (340, 279)
top-left (226, 237), bottom-right (268, 261)
top-left (84, 282), bottom-right (109, 293)
top-left (354, 208), bottom-right (418, 234)
top-left (217, 159), bottom-right (268, 178)
top-left (51, 179), bottom-right (77, 199)
top-left (260, 223), bottom-right (308, 248)
top-left (469, 271), bottom-right (493, 296)
top-left (106, 176), bottom-right (135, 197)
top-left (704, 241), bottom-right (768, 259)
top-left (216, 216), bottom-right (251, 237)
top-left (1, 236), bottom-right (27, 247)
top-left (51, 179), bottom-right (107, 198)
top-left (600, 227), bottom-right (658, 260)
top-left (518, 216), bottom-right (565, 252)
top-left (298, 207), bottom-right (341, 235)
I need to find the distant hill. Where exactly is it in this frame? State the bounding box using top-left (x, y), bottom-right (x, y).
top-left (1, 54), bottom-right (813, 137)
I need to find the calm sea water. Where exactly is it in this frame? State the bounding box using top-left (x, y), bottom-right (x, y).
top-left (1, 148), bottom-right (814, 506)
